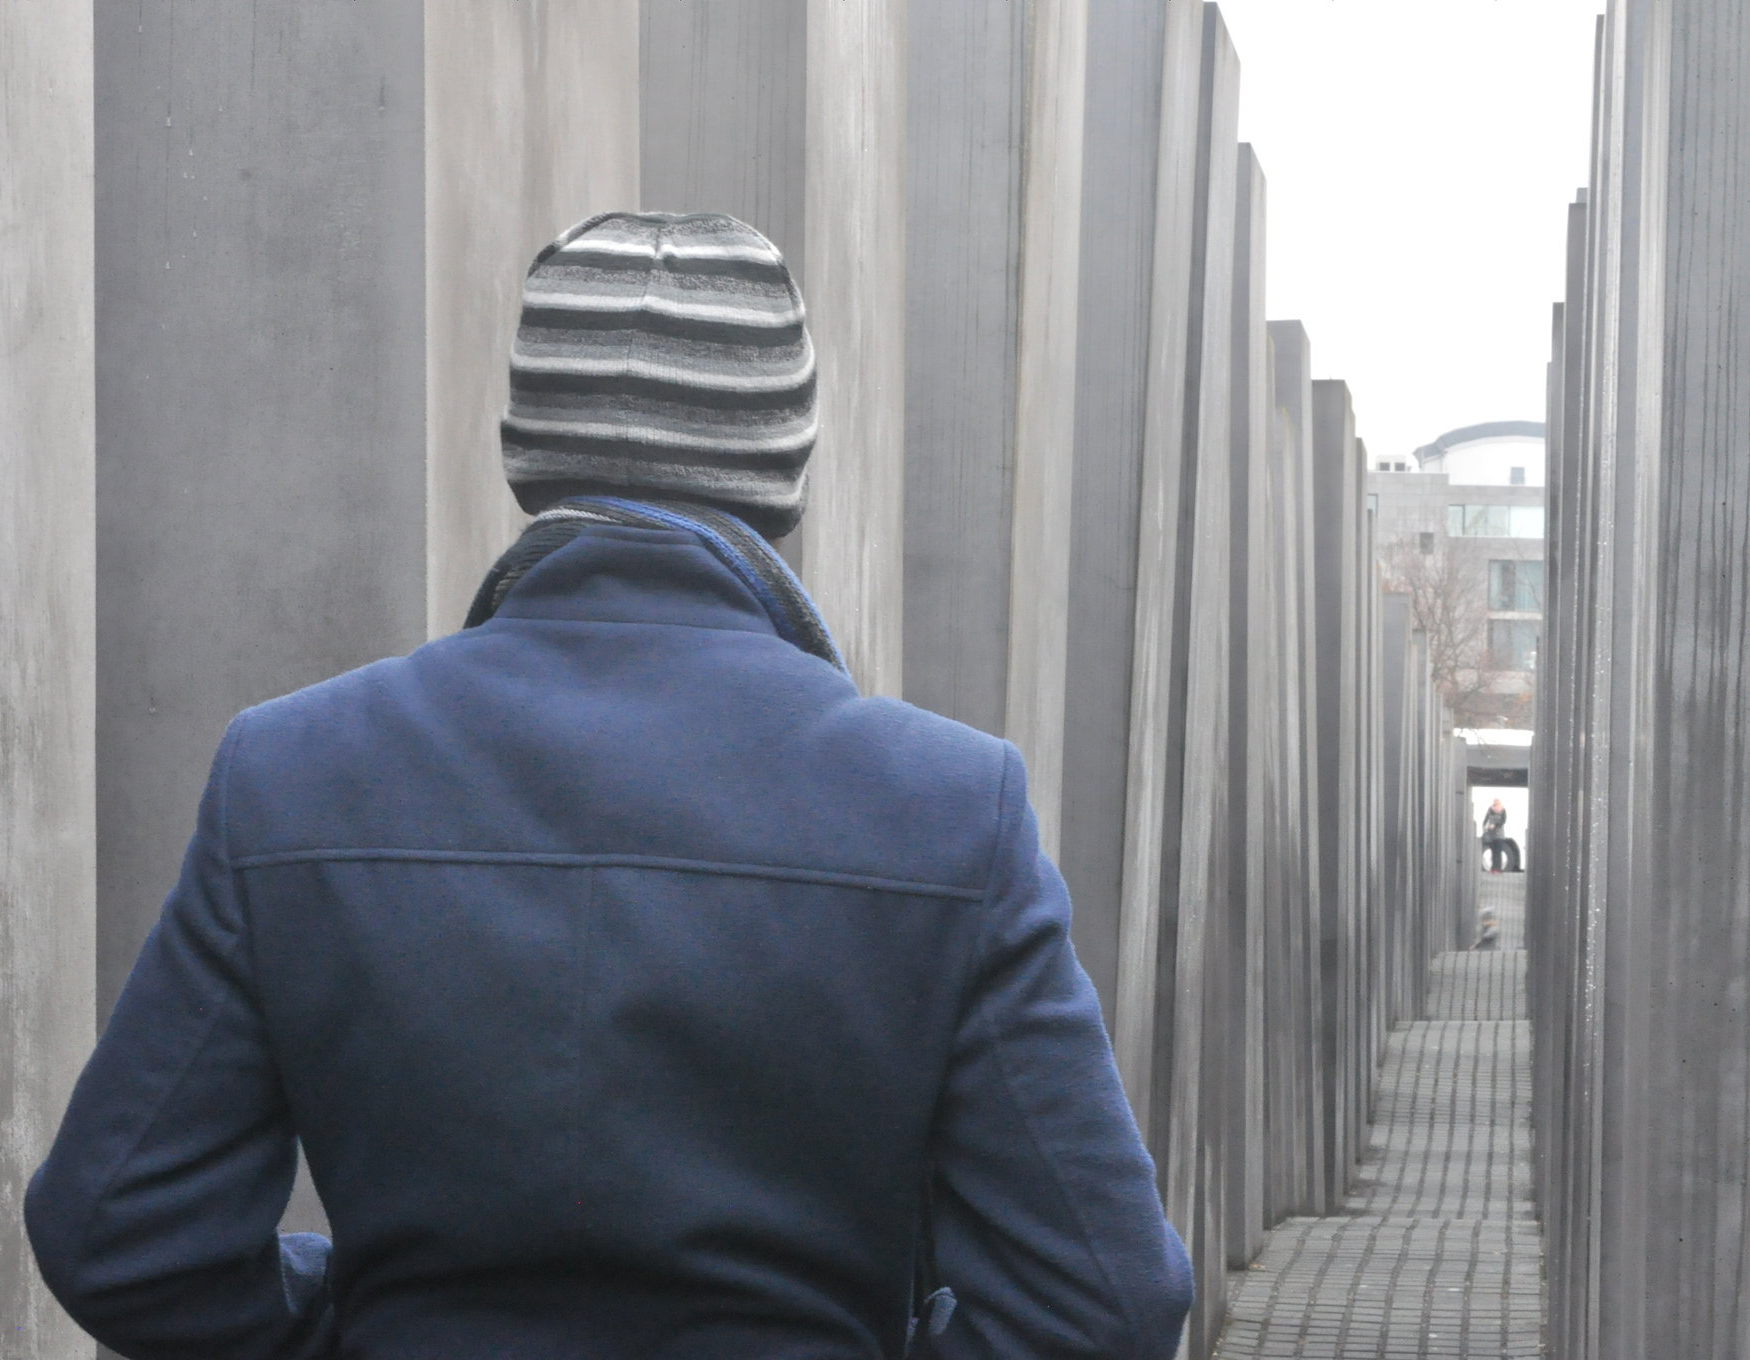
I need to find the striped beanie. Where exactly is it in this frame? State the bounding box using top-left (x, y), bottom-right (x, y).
top-left (501, 211), bottom-right (817, 538)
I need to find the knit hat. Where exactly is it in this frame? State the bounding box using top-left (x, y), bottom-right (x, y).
top-left (500, 212), bottom-right (817, 538)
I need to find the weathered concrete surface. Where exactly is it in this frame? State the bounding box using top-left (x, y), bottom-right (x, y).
top-left (902, 0), bottom-right (1027, 740)
top-left (1107, 0), bottom-right (1205, 1138)
top-left (640, 1), bottom-right (805, 267)
top-left (93, 4), bottom-right (429, 1252)
top-left (93, 0), bottom-right (428, 1015)
top-left (425, 1), bottom-right (640, 631)
top-left (1267, 320), bottom-right (1328, 1219)
top-left (0, 8), bottom-right (96, 1358)
top-left (1310, 379), bottom-right (1360, 1209)
top-left (1160, 12), bottom-right (1240, 1351)
top-left (638, 1), bottom-right (809, 579)
top-left (1223, 143), bottom-right (1270, 1273)
top-left (1001, 0), bottom-right (1088, 859)
top-left (91, 1), bottom-right (639, 1258)
top-left (1533, 5), bottom-right (1750, 1358)
top-left (1059, 0), bottom-right (1179, 1030)
top-left (800, 0), bottom-right (907, 695)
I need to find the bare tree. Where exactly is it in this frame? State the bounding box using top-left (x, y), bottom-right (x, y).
top-left (1380, 534), bottom-right (1498, 726)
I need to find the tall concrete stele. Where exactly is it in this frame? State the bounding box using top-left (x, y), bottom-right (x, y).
top-left (3, 5), bottom-right (1470, 1359)
top-left (1532, 3), bottom-right (1750, 1359)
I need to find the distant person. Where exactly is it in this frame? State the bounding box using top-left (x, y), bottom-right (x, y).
top-left (1481, 797), bottom-right (1508, 873)
top-left (26, 212), bottom-right (1193, 1358)
top-left (1470, 910), bottom-right (1502, 951)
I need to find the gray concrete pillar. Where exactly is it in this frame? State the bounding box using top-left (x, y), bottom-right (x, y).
top-left (1, 8), bottom-right (96, 1357)
top-left (639, 1), bottom-right (806, 268)
top-left (1059, 0), bottom-right (1188, 1033)
top-left (1267, 320), bottom-right (1328, 1215)
top-left (91, 0), bottom-right (638, 1252)
top-left (799, 0), bottom-right (908, 695)
top-left (1534, 5), bottom-right (1750, 1356)
top-left (903, 0), bottom-right (1089, 831)
top-left (425, 2), bottom-right (642, 631)
top-left (1157, 10), bottom-right (1240, 1349)
top-left (1222, 143), bottom-right (1269, 1271)
top-left (1309, 378), bottom-right (1359, 1205)
top-left (1103, 0), bottom-right (1206, 1137)
top-left (636, 1), bottom-right (910, 695)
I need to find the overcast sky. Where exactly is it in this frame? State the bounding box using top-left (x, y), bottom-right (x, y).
top-left (1215, 0), bottom-right (1601, 463)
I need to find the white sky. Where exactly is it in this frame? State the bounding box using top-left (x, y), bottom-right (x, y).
top-left (1215, 0), bottom-right (1601, 462)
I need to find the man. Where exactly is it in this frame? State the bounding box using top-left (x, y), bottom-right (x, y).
top-left (1469, 910), bottom-right (1502, 952)
top-left (1481, 797), bottom-right (1508, 873)
top-left (28, 212), bottom-right (1193, 1358)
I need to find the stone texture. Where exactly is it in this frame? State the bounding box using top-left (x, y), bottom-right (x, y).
top-left (1105, 0), bottom-right (1206, 1141)
top-left (1533, 5), bottom-right (1750, 1357)
top-left (0, 8), bottom-right (96, 1358)
top-left (1158, 15), bottom-right (1240, 1350)
top-left (1059, 0), bottom-right (1184, 1031)
top-left (425, 1), bottom-right (641, 632)
top-left (799, 0), bottom-right (908, 696)
top-left (90, 0), bottom-right (638, 1255)
top-left (92, 0), bottom-right (430, 1021)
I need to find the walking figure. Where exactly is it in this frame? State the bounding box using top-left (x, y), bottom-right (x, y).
top-left (26, 211), bottom-right (1193, 1359)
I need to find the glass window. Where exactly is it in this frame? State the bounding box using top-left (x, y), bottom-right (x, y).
top-left (1367, 493), bottom-right (1378, 516)
top-left (1489, 559), bottom-right (1545, 611)
top-left (1488, 619), bottom-right (1540, 670)
top-left (1510, 505), bottom-right (1545, 538)
top-left (1510, 466), bottom-right (1527, 485)
top-left (1448, 503), bottom-right (1547, 538)
top-left (1418, 531), bottom-right (1435, 556)
top-left (1378, 461), bottom-right (1392, 472)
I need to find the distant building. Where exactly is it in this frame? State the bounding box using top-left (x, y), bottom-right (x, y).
top-left (1368, 422), bottom-right (1545, 729)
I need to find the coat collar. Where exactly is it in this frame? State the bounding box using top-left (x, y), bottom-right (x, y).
top-left (488, 523), bottom-right (783, 642)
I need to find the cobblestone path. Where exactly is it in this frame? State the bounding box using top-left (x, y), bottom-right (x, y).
top-left (1214, 873), bottom-right (1545, 1359)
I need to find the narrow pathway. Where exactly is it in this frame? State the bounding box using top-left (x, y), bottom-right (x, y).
top-left (1214, 874), bottom-right (1545, 1359)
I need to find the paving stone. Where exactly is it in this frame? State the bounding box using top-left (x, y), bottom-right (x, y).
top-left (1214, 876), bottom-right (1545, 1359)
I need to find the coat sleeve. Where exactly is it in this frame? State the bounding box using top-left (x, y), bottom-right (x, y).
top-left (927, 745), bottom-right (1193, 1359)
top-left (25, 715), bottom-right (336, 1360)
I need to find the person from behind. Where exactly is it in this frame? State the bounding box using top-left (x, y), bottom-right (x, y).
top-left (1469, 910), bottom-right (1502, 951)
top-left (26, 211), bottom-right (1194, 1359)
top-left (1481, 797), bottom-right (1508, 873)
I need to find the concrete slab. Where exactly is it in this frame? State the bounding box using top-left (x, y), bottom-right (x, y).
top-left (93, 0), bottom-right (429, 1024)
top-left (1160, 10), bottom-right (1240, 1349)
top-left (0, 6), bottom-right (96, 1356)
top-left (1310, 378), bottom-right (1359, 1208)
top-left (799, 0), bottom-right (907, 695)
top-left (1535, 6), bottom-right (1750, 1357)
top-left (426, 1), bottom-right (640, 632)
top-left (1223, 143), bottom-right (1269, 1271)
top-left (1107, 0), bottom-right (1205, 1141)
top-left (1059, 0), bottom-right (1177, 1030)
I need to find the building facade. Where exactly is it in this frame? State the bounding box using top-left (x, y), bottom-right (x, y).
top-left (1368, 422), bottom-right (1546, 728)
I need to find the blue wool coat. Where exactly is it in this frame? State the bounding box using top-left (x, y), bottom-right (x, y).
top-left (27, 525), bottom-right (1193, 1359)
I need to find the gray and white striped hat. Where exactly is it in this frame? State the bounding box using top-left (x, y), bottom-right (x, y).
top-left (501, 211), bottom-right (817, 538)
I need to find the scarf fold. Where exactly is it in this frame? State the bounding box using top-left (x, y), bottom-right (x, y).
top-left (464, 497), bottom-right (848, 676)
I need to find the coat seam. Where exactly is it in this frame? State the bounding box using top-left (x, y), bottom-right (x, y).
top-left (231, 849), bottom-right (986, 901)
